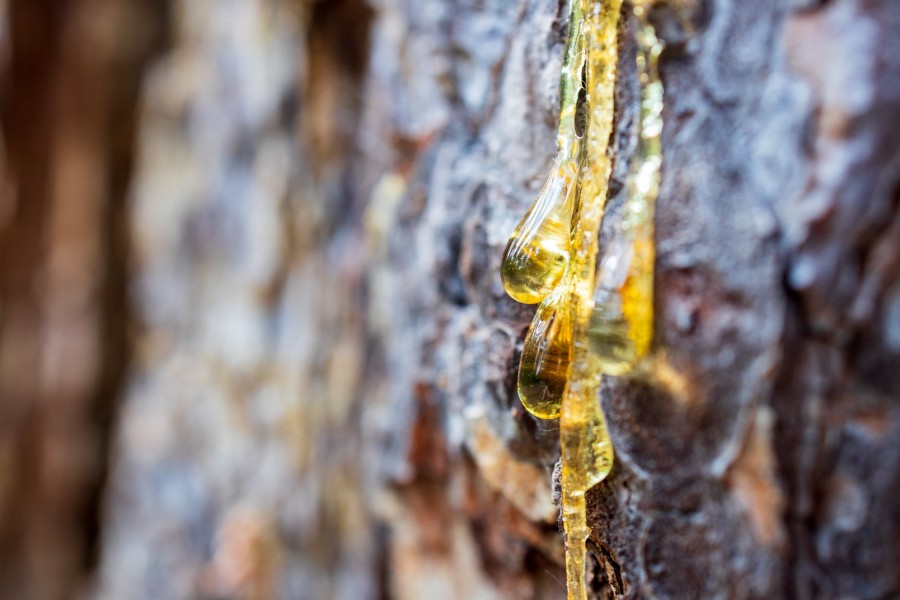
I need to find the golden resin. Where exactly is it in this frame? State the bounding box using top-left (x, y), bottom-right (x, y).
top-left (501, 0), bottom-right (585, 305)
top-left (502, 162), bottom-right (579, 304)
top-left (588, 3), bottom-right (662, 377)
top-left (558, 0), bottom-right (623, 597)
top-left (518, 281), bottom-right (572, 419)
top-left (503, 1), bottom-right (665, 598)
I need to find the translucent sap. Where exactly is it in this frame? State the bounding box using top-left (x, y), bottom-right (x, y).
top-left (558, 0), bottom-right (624, 597)
top-left (502, 0), bottom-right (584, 306)
top-left (502, 162), bottom-right (578, 304)
top-left (587, 9), bottom-right (661, 378)
top-left (517, 283), bottom-right (572, 419)
top-left (588, 233), bottom-right (654, 375)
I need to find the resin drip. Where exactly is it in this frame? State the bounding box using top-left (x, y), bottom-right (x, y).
top-left (518, 281), bottom-right (572, 419)
top-left (501, 0), bottom-right (664, 597)
top-left (501, 0), bottom-right (585, 305)
top-left (588, 2), bottom-right (662, 376)
top-left (513, 0), bottom-right (587, 414)
top-left (502, 163), bottom-right (579, 304)
top-left (559, 0), bottom-right (623, 598)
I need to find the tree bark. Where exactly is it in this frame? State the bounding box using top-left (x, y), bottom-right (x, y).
top-left (354, 0), bottom-right (900, 597)
top-left (1, 0), bottom-right (898, 599)
top-left (0, 1), bottom-right (163, 597)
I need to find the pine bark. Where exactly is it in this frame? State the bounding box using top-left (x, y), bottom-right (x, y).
top-left (0, 0), bottom-right (898, 599)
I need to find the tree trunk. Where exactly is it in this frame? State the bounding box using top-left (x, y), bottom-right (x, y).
top-left (0, 0), bottom-right (163, 597)
top-left (1, 0), bottom-right (898, 599)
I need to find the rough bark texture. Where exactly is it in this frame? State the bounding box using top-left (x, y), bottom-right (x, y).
top-left (0, 0), bottom-right (898, 599)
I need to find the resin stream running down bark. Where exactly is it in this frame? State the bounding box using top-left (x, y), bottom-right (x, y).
top-left (558, 1), bottom-right (622, 597)
top-left (500, 1), bottom-right (668, 597)
top-left (501, 0), bottom-right (618, 597)
top-left (500, 0), bottom-right (584, 307)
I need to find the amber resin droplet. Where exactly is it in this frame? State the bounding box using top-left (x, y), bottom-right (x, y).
top-left (517, 283), bottom-right (572, 419)
top-left (502, 0), bottom-right (584, 306)
top-left (502, 163), bottom-right (579, 304)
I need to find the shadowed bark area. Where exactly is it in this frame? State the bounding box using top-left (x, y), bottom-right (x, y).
top-left (0, 0), bottom-right (898, 599)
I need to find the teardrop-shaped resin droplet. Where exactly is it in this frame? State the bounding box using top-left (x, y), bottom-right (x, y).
top-left (502, 162), bottom-right (577, 305)
top-left (518, 284), bottom-right (572, 419)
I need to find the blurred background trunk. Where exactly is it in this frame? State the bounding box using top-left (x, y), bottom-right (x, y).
top-left (0, 0), bottom-right (898, 599)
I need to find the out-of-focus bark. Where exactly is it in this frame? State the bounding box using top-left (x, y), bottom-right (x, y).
top-left (95, 1), bottom-right (381, 598)
top-left (0, 1), bottom-right (163, 598)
